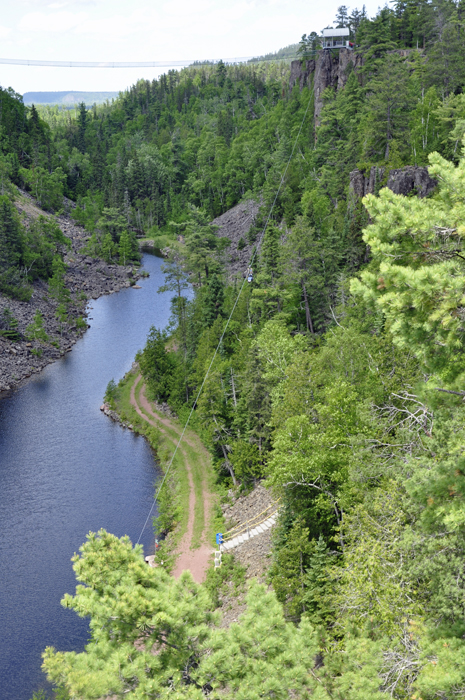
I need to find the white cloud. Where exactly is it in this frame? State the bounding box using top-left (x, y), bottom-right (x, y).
top-left (18, 11), bottom-right (88, 32)
top-left (0, 25), bottom-right (12, 38)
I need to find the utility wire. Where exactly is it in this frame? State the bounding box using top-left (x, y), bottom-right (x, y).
top-left (136, 87), bottom-right (313, 548)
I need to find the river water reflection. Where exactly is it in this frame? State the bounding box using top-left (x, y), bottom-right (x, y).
top-left (0, 254), bottom-right (174, 700)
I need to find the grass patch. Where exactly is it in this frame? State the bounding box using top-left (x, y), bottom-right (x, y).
top-left (131, 376), bottom-right (188, 545)
top-left (133, 377), bottom-right (197, 547)
top-left (111, 369), bottom-right (222, 583)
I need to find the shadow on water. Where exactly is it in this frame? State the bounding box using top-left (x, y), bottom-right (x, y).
top-left (0, 254), bottom-right (177, 700)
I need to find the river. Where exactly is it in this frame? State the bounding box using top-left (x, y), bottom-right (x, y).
top-left (0, 254), bottom-right (174, 700)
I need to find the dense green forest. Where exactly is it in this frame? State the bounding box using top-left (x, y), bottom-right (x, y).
top-left (0, 90), bottom-right (71, 300)
top-left (4, 0), bottom-right (465, 697)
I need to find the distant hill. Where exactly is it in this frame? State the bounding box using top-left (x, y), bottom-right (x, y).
top-left (248, 43), bottom-right (299, 63)
top-left (189, 44), bottom-right (300, 68)
top-left (23, 91), bottom-right (119, 106)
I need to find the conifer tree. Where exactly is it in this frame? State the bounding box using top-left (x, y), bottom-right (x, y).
top-left (363, 52), bottom-right (414, 161)
top-left (48, 255), bottom-right (69, 303)
top-left (0, 194), bottom-right (23, 273)
top-left (201, 273), bottom-right (224, 328)
top-left (42, 530), bottom-right (324, 700)
top-left (138, 326), bottom-right (176, 403)
top-left (118, 230), bottom-right (132, 265)
top-left (351, 142), bottom-right (465, 390)
top-left (158, 254), bottom-right (190, 356)
top-left (260, 222), bottom-right (281, 282)
top-left (77, 102), bottom-right (88, 153)
top-left (269, 518), bottom-right (314, 617)
top-left (335, 5), bottom-right (350, 27)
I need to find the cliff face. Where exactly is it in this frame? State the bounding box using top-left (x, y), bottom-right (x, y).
top-left (290, 49), bottom-right (364, 123)
top-left (290, 48), bottom-right (418, 124)
top-left (386, 166), bottom-right (437, 197)
top-left (349, 165), bottom-right (437, 199)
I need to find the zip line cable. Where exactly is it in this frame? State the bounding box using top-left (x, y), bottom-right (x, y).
top-left (136, 86), bottom-right (314, 548)
top-left (0, 55), bottom-right (298, 69)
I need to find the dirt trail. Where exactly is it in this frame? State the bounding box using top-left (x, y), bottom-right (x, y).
top-left (130, 376), bottom-right (214, 583)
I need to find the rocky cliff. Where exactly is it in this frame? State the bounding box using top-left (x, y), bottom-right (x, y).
top-left (349, 165), bottom-right (437, 199)
top-left (290, 49), bottom-right (364, 122)
top-left (290, 48), bottom-right (419, 125)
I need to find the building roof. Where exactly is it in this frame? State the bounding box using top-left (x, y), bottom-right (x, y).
top-left (321, 27), bottom-right (350, 37)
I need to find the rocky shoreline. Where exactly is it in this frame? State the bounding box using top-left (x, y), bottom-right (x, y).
top-left (100, 402), bottom-right (136, 431)
top-left (0, 191), bottom-right (141, 394)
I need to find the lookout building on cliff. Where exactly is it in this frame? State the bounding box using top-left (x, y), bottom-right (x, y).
top-left (321, 27), bottom-right (353, 49)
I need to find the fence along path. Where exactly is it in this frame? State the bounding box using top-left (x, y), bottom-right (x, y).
top-left (220, 500), bottom-right (280, 552)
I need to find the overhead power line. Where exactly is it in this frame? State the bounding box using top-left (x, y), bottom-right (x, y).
top-left (135, 85), bottom-right (314, 547)
top-left (0, 55), bottom-right (297, 69)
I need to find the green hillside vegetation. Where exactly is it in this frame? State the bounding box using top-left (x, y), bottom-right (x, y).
top-left (247, 42), bottom-right (300, 62)
top-left (0, 91), bottom-right (72, 300)
top-left (11, 1), bottom-right (465, 697)
top-left (23, 91), bottom-right (119, 107)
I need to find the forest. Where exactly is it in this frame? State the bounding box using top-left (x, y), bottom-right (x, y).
top-left (2, 0), bottom-right (465, 697)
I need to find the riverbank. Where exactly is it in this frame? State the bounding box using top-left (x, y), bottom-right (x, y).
top-left (105, 368), bottom-right (220, 583)
top-left (0, 253), bottom-right (169, 700)
top-left (0, 190), bottom-right (140, 393)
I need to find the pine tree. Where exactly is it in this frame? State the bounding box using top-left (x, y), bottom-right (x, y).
top-left (0, 194), bottom-right (23, 272)
top-left (77, 102), bottom-right (88, 153)
top-left (362, 52), bottom-right (414, 161)
top-left (42, 530), bottom-right (323, 700)
top-left (201, 273), bottom-right (224, 328)
top-left (282, 217), bottom-right (341, 333)
top-left (216, 60), bottom-right (227, 88)
top-left (351, 142), bottom-right (465, 390)
top-left (48, 255), bottom-right (69, 303)
top-left (237, 348), bottom-right (272, 455)
top-left (138, 326), bottom-right (177, 403)
top-left (269, 518), bottom-right (314, 617)
top-left (101, 232), bottom-right (115, 263)
top-left (118, 230), bottom-right (132, 265)
top-left (335, 5), bottom-right (350, 27)
top-left (260, 222), bottom-right (281, 282)
top-left (303, 534), bottom-right (331, 625)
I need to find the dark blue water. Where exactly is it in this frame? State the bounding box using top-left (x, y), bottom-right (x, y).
top-left (0, 254), bottom-right (174, 700)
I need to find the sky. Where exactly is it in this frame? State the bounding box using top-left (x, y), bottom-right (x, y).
top-left (0, 0), bottom-right (384, 95)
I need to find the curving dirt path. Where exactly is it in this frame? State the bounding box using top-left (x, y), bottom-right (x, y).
top-left (130, 375), bottom-right (214, 583)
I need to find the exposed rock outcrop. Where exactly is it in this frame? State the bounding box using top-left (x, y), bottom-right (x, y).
top-left (290, 49), bottom-right (364, 123)
top-left (290, 48), bottom-right (420, 126)
top-left (100, 402), bottom-right (135, 430)
top-left (349, 166), bottom-right (385, 198)
top-left (349, 165), bottom-right (437, 199)
top-left (386, 166), bottom-right (437, 198)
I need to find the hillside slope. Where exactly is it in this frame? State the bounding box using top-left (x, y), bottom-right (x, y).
top-left (0, 190), bottom-right (137, 392)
